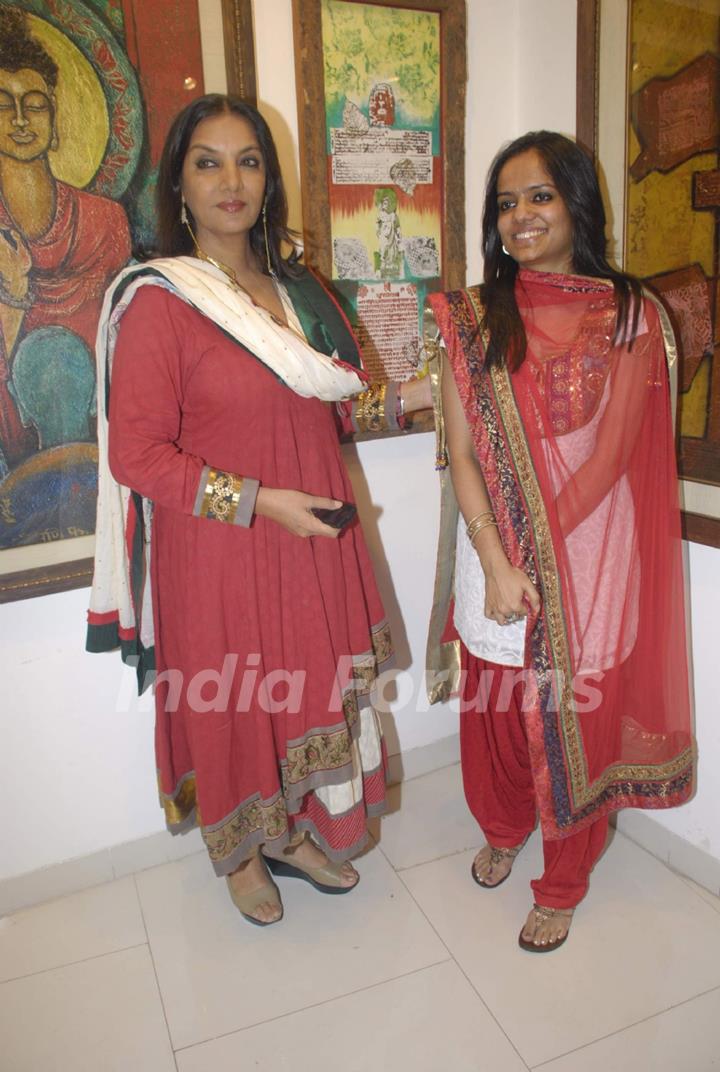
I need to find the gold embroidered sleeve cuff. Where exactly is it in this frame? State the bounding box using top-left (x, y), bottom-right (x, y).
top-left (351, 381), bottom-right (402, 434)
top-left (194, 467), bottom-right (259, 526)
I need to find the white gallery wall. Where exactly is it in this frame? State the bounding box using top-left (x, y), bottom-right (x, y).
top-left (1, 0), bottom-right (718, 888)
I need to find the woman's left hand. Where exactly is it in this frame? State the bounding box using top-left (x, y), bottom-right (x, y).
top-left (482, 546), bottom-right (541, 626)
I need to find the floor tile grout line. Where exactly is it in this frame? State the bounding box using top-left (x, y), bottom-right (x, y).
top-left (387, 831), bottom-right (720, 1068)
top-left (380, 841), bottom-right (532, 1072)
top-left (676, 872), bottom-right (720, 913)
top-left (0, 941), bottom-right (149, 988)
top-left (171, 957), bottom-right (454, 1055)
top-left (132, 873), bottom-right (180, 1072)
top-left (530, 982), bottom-right (720, 1070)
top-left (391, 759), bottom-right (460, 787)
top-left (392, 843), bottom-right (480, 873)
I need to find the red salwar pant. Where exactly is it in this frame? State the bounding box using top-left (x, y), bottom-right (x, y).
top-left (460, 649), bottom-right (608, 909)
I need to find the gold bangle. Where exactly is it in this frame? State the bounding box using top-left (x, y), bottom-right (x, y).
top-left (466, 511), bottom-right (495, 540)
top-left (466, 510), bottom-right (494, 526)
top-left (467, 517), bottom-right (498, 543)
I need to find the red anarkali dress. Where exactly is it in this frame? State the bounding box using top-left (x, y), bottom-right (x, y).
top-left (106, 283), bottom-right (390, 874)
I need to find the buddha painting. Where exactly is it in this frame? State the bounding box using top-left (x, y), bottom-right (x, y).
top-left (0, 5), bottom-right (131, 547)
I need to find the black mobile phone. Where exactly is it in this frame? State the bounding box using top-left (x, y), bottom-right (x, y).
top-left (311, 502), bottom-right (357, 530)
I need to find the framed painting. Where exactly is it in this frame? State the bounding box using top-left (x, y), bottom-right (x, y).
top-left (577, 0), bottom-right (720, 548)
top-left (0, 0), bottom-right (257, 603)
top-left (292, 0), bottom-right (466, 438)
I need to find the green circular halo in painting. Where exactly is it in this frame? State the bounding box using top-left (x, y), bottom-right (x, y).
top-left (14, 0), bottom-right (143, 199)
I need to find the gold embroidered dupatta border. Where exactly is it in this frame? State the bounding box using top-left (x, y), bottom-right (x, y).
top-left (423, 306), bottom-right (462, 703)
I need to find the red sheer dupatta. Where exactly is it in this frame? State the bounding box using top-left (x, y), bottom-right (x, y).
top-left (429, 271), bottom-right (694, 840)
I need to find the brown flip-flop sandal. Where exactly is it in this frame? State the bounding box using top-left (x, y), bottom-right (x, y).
top-left (518, 903), bottom-right (574, 952)
top-left (471, 841), bottom-right (525, 889)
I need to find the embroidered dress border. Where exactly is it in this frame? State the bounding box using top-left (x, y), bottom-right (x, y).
top-left (282, 691), bottom-right (360, 800)
top-left (198, 703), bottom-right (386, 873)
top-left (202, 791), bottom-right (289, 865)
top-left (158, 618), bottom-right (393, 871)
top-left (281, 619), bottom-right (393, 797)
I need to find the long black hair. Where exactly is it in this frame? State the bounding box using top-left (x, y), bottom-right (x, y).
top-left (155, 94), bottom-right (300, 278)
top-left (481, 130), bottom-right (642, 370)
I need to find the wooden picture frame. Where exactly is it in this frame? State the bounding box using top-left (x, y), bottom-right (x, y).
top-left (0, 0), bottom-right (257, 604)
top-left (292, 0), bottom-right (466, 437)
top-left (576, 0), bottom-right (720, 549)
top-left (221, 0), bottom-right (257, 105)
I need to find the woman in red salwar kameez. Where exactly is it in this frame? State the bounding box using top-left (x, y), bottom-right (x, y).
top-left (87, 95), bottom-right (428, 925)
top-left (426, 131), bottom-right (694, 951)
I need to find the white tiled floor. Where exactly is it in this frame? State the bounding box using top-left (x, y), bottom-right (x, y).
top-left (3, 762), bottom-right (720, 1071)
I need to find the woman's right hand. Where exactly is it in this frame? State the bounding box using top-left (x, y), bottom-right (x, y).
top-left (482, 546), bottom-right (541, 626)
top-left (400, 376), bottom-right (432, 414)
top-left (255, 487), bottom-right (344, 538)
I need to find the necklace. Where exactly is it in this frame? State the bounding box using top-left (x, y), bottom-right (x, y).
top-left (193, 245), bottom-right (242, 290)
top-left (193, 243), bottom-right (298, 334)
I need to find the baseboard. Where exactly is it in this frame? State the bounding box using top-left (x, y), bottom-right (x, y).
top-left (0, 826), bottom-right (206, 918)
top-left (615, 810), bottom-right (720, 897)
top-left (3, 734), bottom-right (717, 915)
top-left (0, 735), bottom-right (460, 917)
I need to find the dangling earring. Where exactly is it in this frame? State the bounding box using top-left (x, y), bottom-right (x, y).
top-left (502, 244), bottom-right (510, 256)
top-left (262, 200), bottom-right (275, 277)
top-left (180, 197), bottom-right (201, 252)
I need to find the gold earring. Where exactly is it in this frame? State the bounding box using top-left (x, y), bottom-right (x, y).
top-left (180, 197), bottom-right (200, 250)
top-left (262, 201), bottom-right (275, 277)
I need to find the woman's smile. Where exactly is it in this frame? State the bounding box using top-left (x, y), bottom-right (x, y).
top-left (512, 227), bottom-right (548, 241)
